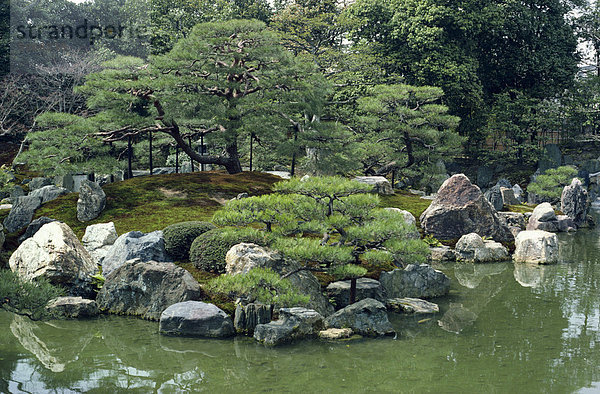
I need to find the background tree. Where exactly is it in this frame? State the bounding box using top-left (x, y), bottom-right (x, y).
top-left (356, 84), bottom-right (462, 181)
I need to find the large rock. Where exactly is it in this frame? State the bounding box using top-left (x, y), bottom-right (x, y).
top-left (97, 260), bottom-right (202, 320)
top-left (46, 297), bottom-right (99, 318)
top-left (500, 187), bottom-right (520, 206)
top-left (455, 233), bottom-right (509, 263)
top-left (29, 185), bottom-right (68, 204)
top-left (324, 298), bottom-right (394, 337)
top-left (159, 301), bottom-right (234, 338)
top-left (326, 278), bottom-right (385, 309)
top-left (3, 195), bottom-right (42, 233)
top-left (379, 264), bottom-right (450, 299)
top-left (484, 185), bottom-right (504, 212)
top-left (82, 222), bottom-right (118, 264)
top-left (101, 230), bottom-right (170, 277)
top-left (527, 202), bottom-right (559, 232)
top-left (225, 243), bottom-right (334, 316)
top-left (419, 174), bottom-right (513, 242)
top-left (513, 230), bottom-right (559, 264)
top-left (353, 176), bottom-right (394, 195)
top-left (76, 180), bottom-right (106, 222)
top-left (9, 222), bottom-right (97, 297)
top-left (18, 216), bottom-right (58, 243)
top-left (561, 178), bottom-right (589, 227)
top-left (234, 303), bottom-right (272, 335)
top-left (28, 177), bottom-right (53, 191)
top-left (254, 307), bottom-right (324, 346)
top-left (497, 212), bottom-right (526, 238)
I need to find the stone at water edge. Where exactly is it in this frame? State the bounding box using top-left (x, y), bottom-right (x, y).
top-left (101, 230), bottom-right (170, 277)
top-left (455, 233), bottom-right (509, 263)
top-left (318, 328), bottom-right (353, 340)
top-left (254, 308), bottom-right (325, 346)
top-left (513, 230), bottom-right (559, 264)
top-left (324, 298), bottom-right (394, 337)
top-left (9, 222), bottom-right (97, 297)
top-left (419, 174), bottom-right (513, 243)
top-left (97, 260), bottom-right (202, 321)
top-left (46, 297), bottom-right (99, 318)
top-left (77, 180), bottom-right (106, 222)
top-left (386, 298), bottom-right (439, 314)
top-left (353, 176), bottom-right (394, 195)
top-left (527, 202), bottom-right (559, 232)
top-left (3, 195), bottom-right (42, 233)
top-left (561, 178), bottom-right (589, 228)
top-left (326, 278), bottom-right (385, 310)
top-left (429, 245), bottom-right (456, 262)
top-left (379, 264), bottom-right (450, 299)
top-left (160, 301), bottom-right (234, 338)
top-left (234, 303), bottom-right (271, 335)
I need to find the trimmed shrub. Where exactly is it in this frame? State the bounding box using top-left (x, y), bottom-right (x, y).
top-left (190, 227), bottom-right (273, 273)
top-left (527, 166), bottom-right (579, 202)
top-left (163, 221), bottom-right (216, 260)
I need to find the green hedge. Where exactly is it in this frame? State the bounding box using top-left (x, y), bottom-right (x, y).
top-left (163, 221), bottom-right (216, 260)
top-left (190, 228), bottom-right (273, 273)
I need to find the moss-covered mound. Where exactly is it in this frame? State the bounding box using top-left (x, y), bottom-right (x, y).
top-left (33, 171), bottom-right (280, 238)
top-left (163, 221), bottom-right (216, 260)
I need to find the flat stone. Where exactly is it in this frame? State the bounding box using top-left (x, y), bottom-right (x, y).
top-left (430, 246), bottom-right (456, 262)
top-left (46, 297), bottom-right (99, 318)
top-left (318, 328), bottom-right (353, 340)
top-left (324, 298), bottom-right (394, 337)
top-left (386, 297), bottom-right (439, 314)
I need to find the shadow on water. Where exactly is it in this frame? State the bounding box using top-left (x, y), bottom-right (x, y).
top-left (3, 214), bottom-right (600, 392)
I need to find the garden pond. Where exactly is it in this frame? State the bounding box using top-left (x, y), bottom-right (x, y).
top-left (2, 214), bottom-right (600, 392)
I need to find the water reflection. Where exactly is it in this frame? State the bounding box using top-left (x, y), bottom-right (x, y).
top-left (513, 263), bottom-right (549, 288)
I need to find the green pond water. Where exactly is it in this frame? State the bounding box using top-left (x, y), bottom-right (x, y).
top-left (2, 224), bottom-right (600, 393)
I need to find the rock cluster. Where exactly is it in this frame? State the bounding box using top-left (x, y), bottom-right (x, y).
top-left (420, 174), bottom-right (513, 242)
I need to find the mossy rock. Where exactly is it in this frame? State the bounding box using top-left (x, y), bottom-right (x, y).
top-left (190, 228), bottom-right (274, 273)
top-left (163, 221), bottom-right (216, 260)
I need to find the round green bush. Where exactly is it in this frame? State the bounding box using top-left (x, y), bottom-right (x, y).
top-left (190, 227), bottom-right (273, 273)
top-left (163, 221), bottom-right (217, 260)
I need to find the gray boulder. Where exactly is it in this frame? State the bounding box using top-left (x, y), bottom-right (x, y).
top-left (484, 185), bottom-right (504, 211)
top-left (326, 278), bottom-right (385, 309)
top-left (82, 222), bottom-right (118, 264)
top-left (500, 187), bottom-right (520, 206)
top-left (353, 176), bottom-right (394, 195)
top-left (379, 264), bottom-right (450, 299)
top-left (10, 185), bottom-right (25, 199)
top-left (29, 185), bottom-right (68, 204)
top-left (455, 233), bottom-right (509, 263)
top-left (513, 230), bottom-right (559, 264)
top-left (18, 216), bottom-right (58, 243)
top-left (324, 298), bottom-right (394, 337)
top-left (254, 307), bottom-right (324, 346)
top-left (561, 178), bottom-right (589, 227)
top-left (419, 174), bottom-right (513, 242)
top-left (557, 215), bottom-right (577, 232)
top-left (9, 222), bottom-right (97, 297)
top-left (97, 260), bottom-right (202, 320)
top-left (225, 243), bottom-right (334, 316)
top-left (46, 297), bottom-right (99, 318)
top-left (3, 195), bottom-right (42, 233)
top-left (159, 301), bottom-right (234, 338)
top-left (512, 184), bottom-right (524, 202)
top-left (102, 230), bottom-right (170, 277)
top-left (386, 298), bottom-right (439, 314)
top-left (429, 245), bottom-right (456, 262)
top-left (234, 303), bottom-right (272, 335)
top-left (28, 177), bottom-right (53, 191)
top-left (527, 202), bottom-right (559, 232)
top-left (497, 212), bottom-right (526, 238)
top-left (76, 180), bottom-right (106, 222)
